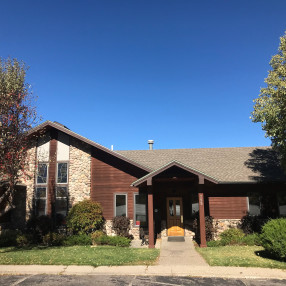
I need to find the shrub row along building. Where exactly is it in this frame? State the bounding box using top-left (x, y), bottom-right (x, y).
top-left (1, 121), bottom-right (286, 247)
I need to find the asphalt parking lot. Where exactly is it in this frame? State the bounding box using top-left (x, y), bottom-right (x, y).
top-left (0, 275), bottom-right (286, 286)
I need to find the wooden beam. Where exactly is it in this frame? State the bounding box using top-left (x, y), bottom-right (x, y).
top-left (148, 186), bottom-right (155, 248)
top-left (198, 191), bottom-right (207, 247)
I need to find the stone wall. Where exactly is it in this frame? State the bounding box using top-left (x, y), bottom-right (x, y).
top-left (213, 219), bottom-right (241, 240)
top-left (69, 138), bottom-right (91, 206)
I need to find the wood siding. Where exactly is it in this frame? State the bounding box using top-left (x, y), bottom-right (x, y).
top-left (91, 149), bottom-right (146, 220)
top-left (208, 196), bottom-right (248, 219)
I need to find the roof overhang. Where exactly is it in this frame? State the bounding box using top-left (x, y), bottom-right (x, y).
top-left (28, 121), bottom-right (152, 173)
top-left (131, 160), bottom-right (219, 187)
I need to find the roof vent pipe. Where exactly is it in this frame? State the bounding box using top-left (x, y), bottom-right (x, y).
top-left (148, 140), bottom-right (154, 150)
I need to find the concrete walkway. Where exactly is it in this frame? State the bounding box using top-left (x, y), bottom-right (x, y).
top-left (158, 237), bottom-right (208, 266)
top-left (0, 238), bottom-right (286, 279)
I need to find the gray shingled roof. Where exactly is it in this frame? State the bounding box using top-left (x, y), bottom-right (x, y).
top-left (116, 147), bottom-right (286, 183)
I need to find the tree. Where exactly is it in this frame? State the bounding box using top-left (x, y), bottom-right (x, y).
top-left (0, 58), bottom-right (38, 217)
top-left (251, 32), bottom-right (286, 170)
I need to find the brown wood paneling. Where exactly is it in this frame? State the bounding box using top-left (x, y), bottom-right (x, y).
top-left (91, 149), bottom-right (144, 220)
top-left (47, 130), bottom-right (57, 216)
top-left (209, 196), bottom-right (248, 219)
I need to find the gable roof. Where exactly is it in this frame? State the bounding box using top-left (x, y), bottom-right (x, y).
top-left (116, 147), bottom-right (286, 183)
top-left (131, 160), bottom-right (219, 187)
top-left (29, 121), bottom-right (152, 173)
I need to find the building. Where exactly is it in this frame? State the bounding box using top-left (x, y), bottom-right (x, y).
top-left (5, 121), bottom-right (286, 248)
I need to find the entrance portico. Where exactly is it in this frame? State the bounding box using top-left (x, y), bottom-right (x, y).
top-left (132, 160), bottom-right (218, 248)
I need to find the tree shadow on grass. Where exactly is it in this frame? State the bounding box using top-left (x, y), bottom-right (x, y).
top-left (255, 250), bottom-right (286, 264)
top-left (0, 245), bottom-right (50, 253)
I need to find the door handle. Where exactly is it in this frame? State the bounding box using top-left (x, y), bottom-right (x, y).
top-left (181, 215), bottom-right (183, 223)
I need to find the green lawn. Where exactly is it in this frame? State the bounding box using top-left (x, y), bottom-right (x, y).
top-left (196, 245), bottom-right (286, 269)
top-left (0, 246), bottom-right (160, 267)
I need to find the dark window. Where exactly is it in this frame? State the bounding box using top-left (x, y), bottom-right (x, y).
top-left (134, 194), bottom-right (147, 226)
top-left (55, 186), bottom-right (68, 217)
top-left (190, 193), bottom-right (199, 217)
top-left (35, 187), bottom-right (47, 216)
top-left (115, 194), bottom-right (127, 217)
top-left (277, 192), bottom-right (286, 216)
top-left (248, 193), bottom-right (261, 215)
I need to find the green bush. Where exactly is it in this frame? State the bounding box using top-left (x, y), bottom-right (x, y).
top-left (63, 234), bottom-right (92, 246)
top-left (241, 233), bottom-right (261, 246)
top-left (91, 230), bottom-right (105, 244)
top-left (93, 235), bottom-right (131, 247)
top-left (42, 232), bottom-right (66, 246)
top-left (0, 230), bottom-right (21, 247)
top-left (219, 228), bottom-right (245, 245)
top-left (260, 218), bottom-right (286, 260)
top-left (16, 234), bottom-right (34, 247)
top-left (207, 240), bottom-right (221, 247)
top-left (66, 200), bottom-right (103, 234)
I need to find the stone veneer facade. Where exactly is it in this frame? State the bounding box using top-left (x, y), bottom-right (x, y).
top-left (213, 218), bottom-right (241, 240)
top-left (68, 138), bottom-right (91, 206)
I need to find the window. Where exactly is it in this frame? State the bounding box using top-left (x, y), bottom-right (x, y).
top-left (57, 162), bottom-right (68, 184)
top-left (277, 192), bottom-right (286, 216)
top-left (55, 186), bottom-right (68, 217)
top-left (35, 163), bottom-right (48, 215)
top-left (190, 193), bottom-right (199, 217)
top-left (55, 162), bottom-right (69, 217)
top-left (134, 193), bottom-right (147, 226)
top-left (37, 163), bottom-right (48, 184)
top-left (35, 187), bottom-right (47, 216)
top-left (115, 194), bottom-right (127, 217)
top-left (248, 193), bottom-right (261, 216)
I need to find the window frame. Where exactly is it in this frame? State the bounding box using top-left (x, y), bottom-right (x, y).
top-left (55, 185), bottom-right (69, 217)
top-left (114, 193), bottom-right (127, 217)
top-left (133, 193), bottom-right (147, 227)
top-left (56, 161), bottom-right (69, 185)
top-left (36, 162), bottom-right (49, 185)
top-left (35, 186), bottom-right (47, 216)
top-left (247, 193), bottom-right (262, 216)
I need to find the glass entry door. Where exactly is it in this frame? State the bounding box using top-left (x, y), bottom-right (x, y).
top-left (166, 197), bottom-right (184, 236)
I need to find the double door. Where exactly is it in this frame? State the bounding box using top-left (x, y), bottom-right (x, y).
top-left (166, 197), bottom-right (184, 236)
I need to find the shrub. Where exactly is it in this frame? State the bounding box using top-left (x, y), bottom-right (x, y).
top-left (207, 240), bottom-right (221, 247)
top-left (26, 215), bottom-right (53, 236)
top-left (260, 218), bottom-right (286, 260)
top-left (93, 235), bottom-right (131, 247)
top-left (240, 214), bottom-right (269, 234)
top-left (66, 200), bottom-right (103, 234)
top-left (63, 234), bottom-right (92, 246)
top-left (241, 233), bottom-right (261, 246)
top-left (219, 228), bottom-right (245, 245)
top-left (0, 230), bottom-right (21, 247)
top-left (91, 230), bottom-right (105, 244)
top-left (112, 216), bottom-right (133, 238)
top-left (42, 232), bottom-right (66, 246)
top-left (16, 234), bottom-right (34, 247)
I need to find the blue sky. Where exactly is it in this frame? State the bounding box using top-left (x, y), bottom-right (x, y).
top-left (1, 1), bottom-right (286, 150)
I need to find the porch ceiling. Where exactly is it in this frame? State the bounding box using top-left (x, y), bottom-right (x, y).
top-left (131, 160), bottom-right (219, 187)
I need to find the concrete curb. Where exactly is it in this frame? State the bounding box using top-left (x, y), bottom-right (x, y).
top-left (0, 265), bottom-right (286, 279)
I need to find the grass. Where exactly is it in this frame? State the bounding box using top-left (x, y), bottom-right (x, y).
top-left (196, 245), bottom-right (286, 269)
top-left (0, 245), bottom-right (160, 267)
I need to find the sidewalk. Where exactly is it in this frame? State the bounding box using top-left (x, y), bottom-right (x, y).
top-left (0, 237), bottom-right (286, 279)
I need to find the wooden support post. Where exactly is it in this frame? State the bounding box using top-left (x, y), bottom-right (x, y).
top-left (198, 191), bottom-right (207, 247)
top-left (148, 186), bottom-right (155, 248)
top-left (47, 130), bottom-right (57, 217)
